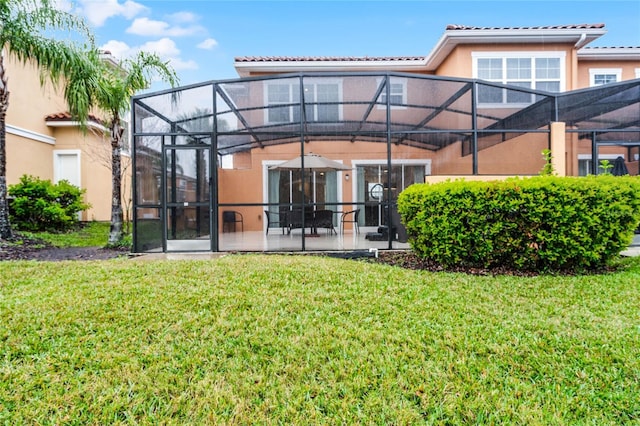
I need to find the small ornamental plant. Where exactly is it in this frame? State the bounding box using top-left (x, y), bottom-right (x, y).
top-left (8, 175), bottom-right (90, 232)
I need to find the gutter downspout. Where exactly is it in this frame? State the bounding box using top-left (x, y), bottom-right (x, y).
top-left (571, 33), bottom-right (588, 91)
top-left (574, 33), bottom-right (587, 49)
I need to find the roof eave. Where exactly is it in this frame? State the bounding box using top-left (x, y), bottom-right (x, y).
top-left (424, 28), bottom-right (607, 71)
top-left (235, 60), bottom-right (429, 77)
top-left (578, 47), bottom-right (640, 61)
top-left (46, 120), bottom-right (109, 133)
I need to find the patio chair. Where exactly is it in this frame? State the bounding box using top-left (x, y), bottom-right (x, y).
top-left (340, 209), bottom-right (360, 234)
top-left (286, 209), bottom-right (317, 234)
top-left (222, 210), bottom-right (243, 233)
top-left (314, 209), bottom-right (337, 234)
top-left (264, 209), bottom-right (287, 235)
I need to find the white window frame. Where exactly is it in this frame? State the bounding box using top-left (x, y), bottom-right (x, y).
top-left (351, 159), bottom-right (432, 197)
top-left (376, 77), bottom-right (408, 110)
top-left (262, 159), bottom-right (346, 232)
top-left (577, 153), bottom-right (621, 176)
top-left (53, 149), bottom-right (82, 186)
top-left (635, 68), bottom-right (640, 79)
top-left (53, 149), bottom-right (83, 220)
top-left (589, 68), bottom-right (622, 87)
top-left (472, 51), bottom-right (566, 108)
top-left (263, 78), bottom-right (343, 124)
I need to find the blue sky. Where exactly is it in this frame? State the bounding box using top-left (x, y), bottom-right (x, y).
top-left (72, 0), bottom-right (640, 86)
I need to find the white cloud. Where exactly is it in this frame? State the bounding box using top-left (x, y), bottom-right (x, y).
top-left (197, 38), bottom-right (218, 50)
top-left (139, 38), bottom-right (181, 58)
top-left (100, 39), bottom-right (133, 59)
top-left (167, 57), bottom-right (199, 71)
top-left (126, 18), bottom-right (204, 37)
top-left (78, 0), bottom-right (148, 27)
top-left (126, 17), bottom-right (205, 37)
top-left (126, 17), bottom-right (169, 36)
top-left (167, 11), bottom-right (198, 24)
top-left (100, 37), bottom-right (199, 71)
top-left (52, 0), bottom-right (73, 12)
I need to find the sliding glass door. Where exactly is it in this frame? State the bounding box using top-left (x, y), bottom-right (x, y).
top-left (268, 169), bottom-right (338, 205)
top-left (268, 169), bottom-right (338, 220)
top-left (356, 164), bottom-right (426, 228)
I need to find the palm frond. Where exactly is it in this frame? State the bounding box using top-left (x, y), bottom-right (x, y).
top-left (0, 0), bottom-right (94, 90)
top-left (13, 0), bottom-right (94, 46)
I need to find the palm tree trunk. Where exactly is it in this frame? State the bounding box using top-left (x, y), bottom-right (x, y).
top-left (0, 55), bottom-right (13, 240)
top-left (108, 117), bottom-right (123, 245)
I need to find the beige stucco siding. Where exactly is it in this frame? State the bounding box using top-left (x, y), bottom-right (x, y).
top-left (6, 136), bottom-right (54, 183)
top-left (577, 60), bottom-right (640, 88)
top-left (437, 44), bottom-right (575, 89)
top-left (5, 56), bottom-right (67, 135)
top-left (4, 55), bottom-right (131, 222)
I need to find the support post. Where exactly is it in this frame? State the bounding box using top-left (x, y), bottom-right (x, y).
top-left (550, 122), bottom-right (567, 176)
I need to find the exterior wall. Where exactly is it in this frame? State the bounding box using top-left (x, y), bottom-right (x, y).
top-left (6, 136), bottom-right (54, 183)
top-left (6, 56), bottom-right (58, 184)
top-left (437, 44), bottom-right (639, 89)
top-left (224, 39), bottom-right (640, 229)
top-left (577, 60), bottom-right (640, 87)
top-left (478, 133), bottom-right (548, 175)
top-left (217, 140), bottom-right (434, 232)
top-left (436, 44), bottom-right (575, 87)
top-left (5, 57), bottom-right (67, 134)
top-left (216, 131), bottom-right (553, 231)
top-left (51, 126), bottom-right (131, 221)
top-left (4, 55), bottom-right (128, 222)
top-left (436, 45), bottom-right (473, 78)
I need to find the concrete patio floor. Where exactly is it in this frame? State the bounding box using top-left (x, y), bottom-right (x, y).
top-left (133, 232), bottom-right (640, 260)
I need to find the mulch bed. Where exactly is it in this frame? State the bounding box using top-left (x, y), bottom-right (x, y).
top-left (0, 234), bottom-right (616, 276)
top-left (0, 234), bottom-right (128, 261)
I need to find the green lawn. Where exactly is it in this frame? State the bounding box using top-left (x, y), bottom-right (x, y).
top-left (1, 255), bottom-right (639, 424)
top-left (19, 221), bottom-right (113, 247)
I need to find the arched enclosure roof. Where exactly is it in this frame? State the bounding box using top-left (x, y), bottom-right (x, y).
top-left (132, 72), bottom-right (640, 155)
top-left (131, 73), bottom-right (640, 254)
top-left (557, 79), bottom-right (640, 143)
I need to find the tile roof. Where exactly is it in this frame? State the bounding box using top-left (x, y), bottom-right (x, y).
top-left (235, 24), bottom-right (609, 64)
top-left (45, 112), bottom-right (105, 125)
top-left (234, 56), bottom-right (426, 63)
top-left (445, 23), bottom-right (605, 31)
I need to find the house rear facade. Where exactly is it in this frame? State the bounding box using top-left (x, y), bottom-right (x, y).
top-left (132, 23), bottom-right (640, 253)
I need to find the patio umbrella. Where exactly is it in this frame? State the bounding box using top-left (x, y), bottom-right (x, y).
top-left (270, 153), bottom-right (350, 238)
top-left (269, 152), bottom-right (351, 172)
top-left (611, 156), bottom-right (629, 176)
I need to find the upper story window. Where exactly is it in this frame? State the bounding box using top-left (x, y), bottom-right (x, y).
top-left (376, 77), bottom-right (407, 109)
top-left (589, 68), bottom-right (622, 86)
top-left (473, 52), bottom-right (565, 106)
top-left (265, 80), bottom-right (342, 124)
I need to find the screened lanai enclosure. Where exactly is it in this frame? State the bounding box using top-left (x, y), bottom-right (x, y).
top-left (132, 73), bottom-right (640, 253)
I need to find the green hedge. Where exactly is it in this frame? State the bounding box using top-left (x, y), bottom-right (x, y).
top-left (397, 176), bottom-right (640, 272)
top-left (8, 175), bottom-right (90, 232)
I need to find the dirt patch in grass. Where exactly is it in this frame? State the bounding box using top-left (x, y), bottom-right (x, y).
top-left (371, 250), bottom-right (534, 276)
top-left (0, 233), bottom-right (621, 275)
top-left (0, 234), bottom-right (128, 261)
top-left (370, 250), bottom-right (624, 276)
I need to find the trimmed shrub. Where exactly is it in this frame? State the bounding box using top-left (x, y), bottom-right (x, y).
top-left (8, 175), bottom-right (91, 232)
top-left (398, 176), bottom-right (640, 272)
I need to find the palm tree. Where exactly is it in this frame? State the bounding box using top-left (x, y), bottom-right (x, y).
top-left (66, 50), bottom-right (178, 245)
top-left (0, 0), bottom-right (93, 239)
